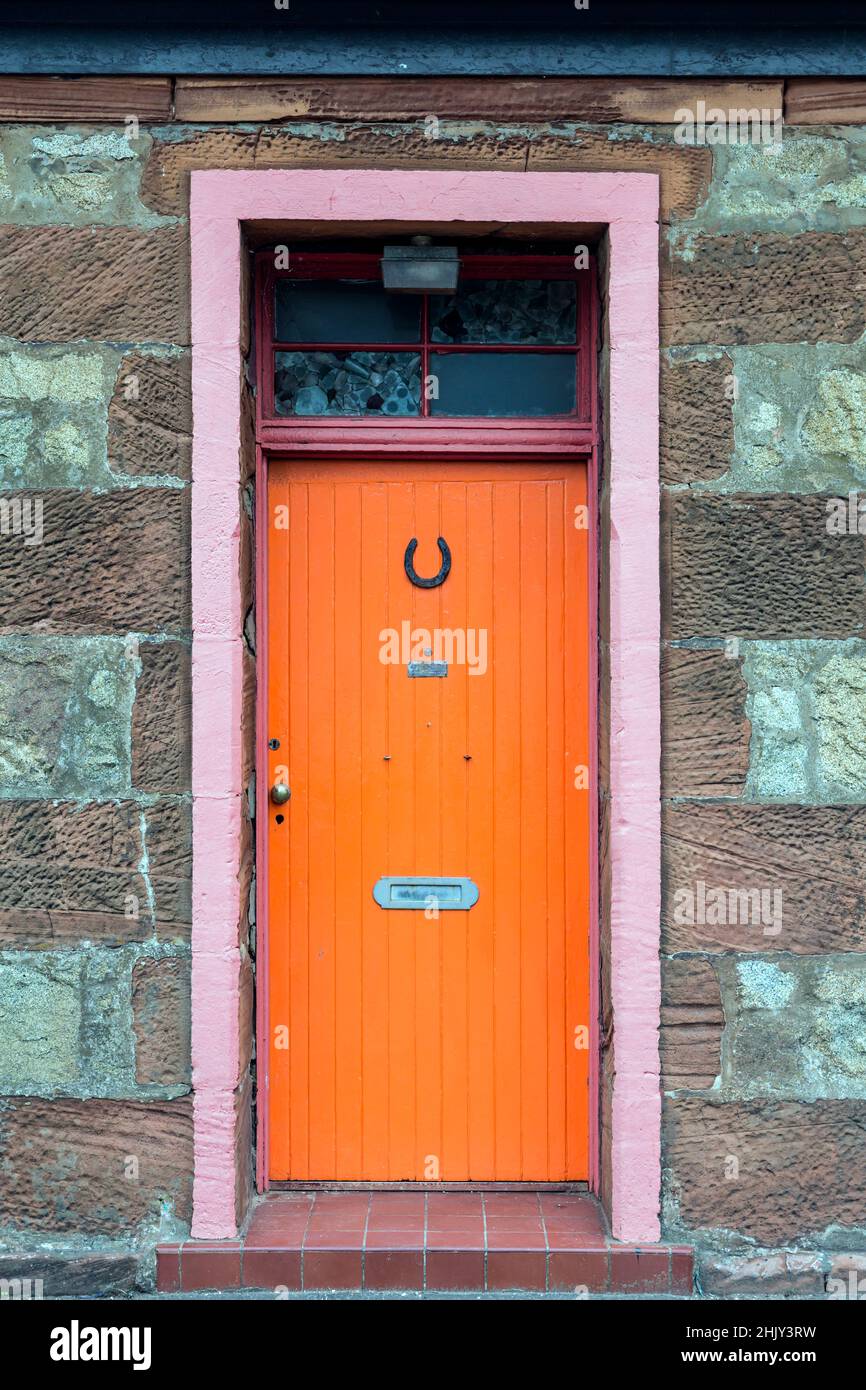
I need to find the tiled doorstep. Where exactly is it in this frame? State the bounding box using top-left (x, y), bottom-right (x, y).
top-left (157, 1192), bottom-right (694, 1295)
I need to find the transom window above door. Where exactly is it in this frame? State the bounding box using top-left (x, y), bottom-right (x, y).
top-left (256, 249), bottom-right (594, 425)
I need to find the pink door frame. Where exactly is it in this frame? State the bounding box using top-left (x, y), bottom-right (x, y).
top-left (189, 168), bottom-right (661, 1242)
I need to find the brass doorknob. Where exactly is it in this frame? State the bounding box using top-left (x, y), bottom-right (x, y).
top-left (270, 782), bottom-right (291, 805)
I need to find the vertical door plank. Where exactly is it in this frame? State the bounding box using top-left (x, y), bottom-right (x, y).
top-left (439, 480), bottom-right (470, 1178)
top-left (385, 480), bottom-right (418, 1177)
top-left (544, 480), bottom-right (568, 1177)
top-left (360, 480), bottom-right (391, 1177)
top-left (465, 481), bottom-right (496, 1178)
top-left (266, 466), bottom-right (292, 1177)
top-left (333, 482), bottom-right (364, 1174)
top-left (491, 480), bottom-right (522, 1178)
top-left (305, 480), bottom-right (337, 1178)
top-left (518, 480), bottom-right (551, 1176)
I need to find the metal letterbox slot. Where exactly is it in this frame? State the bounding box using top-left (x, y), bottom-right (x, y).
top-left (372, 876), bottom-right (479, 910)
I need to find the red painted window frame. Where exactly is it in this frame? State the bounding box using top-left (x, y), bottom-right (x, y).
top-left (254, 249), bottom-right (598, 456)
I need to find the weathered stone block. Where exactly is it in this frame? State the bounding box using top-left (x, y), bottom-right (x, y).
top-left (132, 956), bottom-right (191, 1086)
top-left (744, 639), bottom-right (866, 802)
top-left (0, 800), bottom-right (186, 947)
top-left (721, 340), bottom-right (866, 494)
top-left (827, 1253), bottom-right (866, 1300)
top-left (660, 353), bottom-right (734, 485)
top-left (0, 948), bottom-right (135, 1095)
top-left (786, 79), bottom-right (866, 124)
top-left (663, 803), bottom-right (866, 953)
top-left (0, 127), bottom-right (158, 228)
top-left (724, 955), bottom-right (866, 1100)
top-left (526, 128), bottom-right (711, 222)
top-left (132, 640), bottom-right (191, 794)
top-left (0, 488), bottom-right (190, 634)
top-left (698, 1250), bottom-right (825, 1299)
top-left (661, 646), bottom-right (750, 797)
top-left (680, 133), bottom-right (866, 239)
top-left (173, 75), bottom-right (781, 126)
top-left (663, 1096), bottom-right (866, 1246)
top-left (0, 224), bottom-right (189, 342)
top-left (661, 232), bottom-right (866, 346)
top-left (0, 77), bottom-right (171, 123)
top-left (0, 1095), bottom-right (193, 1234)
top-left (140, 125), bottom-right (529, 217)
top-left (0, 343), bottom-right (116, 489)
top-left (108, 351), bottom-right (191, 480)
top-left (664, 495), bottom-right (866, 638)
top-left (0, 953), bottom-right (81, 1088)
top-left (0, 637), bottom-right (133, 799)
top-left (0, 1250), bottom-right (141, 1298)
top-left (660, 957), bottom-right (724, 1090)
top-left (143, 800), bottom-right (192, 937)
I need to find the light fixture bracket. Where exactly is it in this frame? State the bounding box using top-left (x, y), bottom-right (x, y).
top-left (381, 240), bottom-right (460, 294)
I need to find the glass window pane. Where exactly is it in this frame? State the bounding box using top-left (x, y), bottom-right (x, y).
top-left (275, 279), bottom-right (422, 343)
top-left (431, 280), bottom-right (576, 345)
top-left (275, 350), bottom-right (421, 416)
top-left (429, 352), bottom-right (576, 417)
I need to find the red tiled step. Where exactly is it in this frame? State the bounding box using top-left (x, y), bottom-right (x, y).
top-left (157, 1192), bottom-right (693, 1295)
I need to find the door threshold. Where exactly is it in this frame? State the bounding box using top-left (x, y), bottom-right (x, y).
top-left (268, 1180), bottom-right (590, 1192)
top-left (158, 1191), bottom-right (695, 1296)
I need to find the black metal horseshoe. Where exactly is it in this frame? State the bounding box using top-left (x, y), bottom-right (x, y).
top-left (404, 537), bottom-right (451, 589)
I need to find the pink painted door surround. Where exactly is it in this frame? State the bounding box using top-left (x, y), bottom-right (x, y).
top-left (189, 168), bottom-right (661, 1243)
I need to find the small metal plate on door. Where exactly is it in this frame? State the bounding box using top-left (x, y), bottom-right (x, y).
top-left (373, 875), bottom-right (479, 911)
top-left (407, 661), bottom-right (448, 678)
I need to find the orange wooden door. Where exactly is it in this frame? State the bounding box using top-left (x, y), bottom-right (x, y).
top-left (266, 459), bottom-right (591, 1181)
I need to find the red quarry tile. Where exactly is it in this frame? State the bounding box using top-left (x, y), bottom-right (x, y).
top-left (306, 1209), bottom-right (369, 1226)
top-left (484, 1215), bottom-right (546, 1232)
top-left (545, 1226), bottom-right (607, 1249)
top-left (426, 1214), bottom-right (486, 1230)
top-left (243, 1248), bottom-right (303, 1290)
top-left (426, 1216), bottom-right (486, 1230)
top-left (548, 1249), bottom-right (609, 1292)
top-left (156, 1244), bottom-right (182, 1293)
top-left (486, 1227), bottom-right (547, 1250)
top-left (487, 1250), bottom-right (547, 1292)
top-left (426, 1193), bottom-right (483, 1217)
top-left (483, 1195), bottom-right (541, 1216)
top-left (246, 1202), bottom-right (312, 1245)
top-left (245, 1224), bottom-right (307, 1251)
top-left (425, 1216), bottom-right (486, 1230)
top-left (258, 1193), bottom-right (315, 1210)
top-left (365, 1249), bottom-right (424, 1291)
top-left (368, 1193), bottom-right (426, 1212)
top-left (181, 1242), bottom-right (242, 1291)
top-left (303, 1227), bottom-right (366, 1249)
top-left (539, 1195), bottom-right (607, 1231)
top-left (364, 1229), bottom-right (423, 1249)
top-left (304, 1248), bottom-right (363, 1290)
top-left (426, 1228), bottom-right (485, 1250)
top-left (426, 1249), bottom-right (485, 1292)
top-left (366, 1196), bottom-right (425, 1232)
top-left (310, 1193), bottom-right (370, 1213)
top-left (609, 1246), bottom-right (670, 1294)
top-left (670, 1247), bottom-right (695, 1297)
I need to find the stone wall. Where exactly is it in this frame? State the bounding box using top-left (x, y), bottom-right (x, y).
top-left (1, 75), bottom-right (865, 1295)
